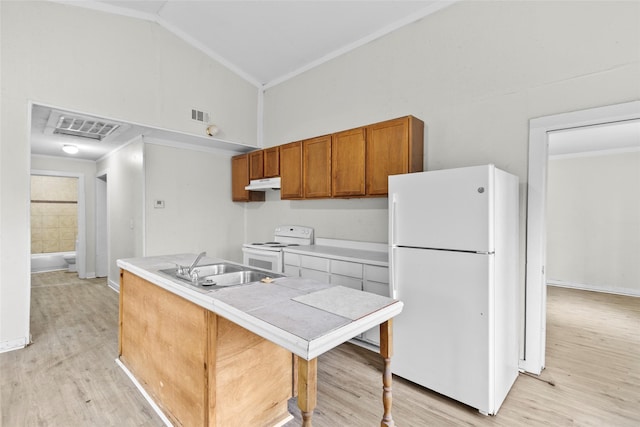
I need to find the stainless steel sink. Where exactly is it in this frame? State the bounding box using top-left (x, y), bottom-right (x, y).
top-left (199, 270), bottom-right (278, 287)
top-left (159, 264), bottom-right (281, 289)
top-left (191, 263), bottom-right (245, 277)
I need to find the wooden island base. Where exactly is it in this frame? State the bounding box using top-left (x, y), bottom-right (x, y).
top-left (119, 271), bottom-right (293, 426)
top-left (118, 261), bottom-right (400, 427)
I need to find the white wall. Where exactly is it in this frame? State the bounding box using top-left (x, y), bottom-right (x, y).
top-left (0, 1), bottom-right (258, 350)
top-left (547, 151), bottom-right (640, 295)
top-left (144, 143), bottom-right (246, 263)
top-left (96, 140), bottom-right (145, 290)
top-left (246, 192), bottom-right (389, 243)
top-left (258, 0), bottom-right (640, 281)
top-left (30, 155), bottom-right (97, 277)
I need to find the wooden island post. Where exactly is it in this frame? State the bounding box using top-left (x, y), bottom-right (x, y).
top-left (296, 319), bottom-right (395, 427)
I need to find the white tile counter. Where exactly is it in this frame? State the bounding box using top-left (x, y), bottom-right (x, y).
top-left (282, 239), bottom-right (391, 348)
top-left (117, 253), bottom-right (400, 360)
top-left (283, 237), bottom-right (388, 266)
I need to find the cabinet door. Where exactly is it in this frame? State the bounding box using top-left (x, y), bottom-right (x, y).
top-left (330, 259), bottom-right (363, 279)
top-left (331, 274), bottom-right (363, 291)
top-left (300, 268), bottom-right (330, 283)
top-left (303, 135), bottom-right (332, 198)
top-left (332, 127), bottom-right (366, 197)
top-left (366, 116), bottom-right (424, 196)
top-left (264, 146), bottom-right (280, 178)
top-left (280, 142), bottom-right (303, 199)
top-left (231, 154), bottom-right (265, 202)
top-left (248, 150), bottom-right (264, 180)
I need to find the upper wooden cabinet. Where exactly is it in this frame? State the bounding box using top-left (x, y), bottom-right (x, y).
top-left (248, 150), bottom-right (264, 180)
top-left (280, 141), bottom-right (303, 200)
top-left (366, 116), bottom-right (424, 196)
top-left (264, 146), bottom-right (280, 178)
top-left (332, 127), bottom-right (366, 197)
top-left (231, 153), bottom-right (265, 202)
top-left (303, 135), bottom-right (332, 198)
top-left (229, 115), bottom-right (423, 201)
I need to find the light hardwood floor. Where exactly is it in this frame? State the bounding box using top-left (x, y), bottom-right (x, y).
top-left (1, 272), bottom-right (638, 426)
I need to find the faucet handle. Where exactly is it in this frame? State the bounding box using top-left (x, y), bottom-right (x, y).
top-left (191, 270), bottom-right (199, 285)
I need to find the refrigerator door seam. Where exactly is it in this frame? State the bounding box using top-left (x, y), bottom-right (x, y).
top-left (393, 245), bottom-right (494, 255)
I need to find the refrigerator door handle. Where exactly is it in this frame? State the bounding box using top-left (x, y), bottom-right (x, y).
top-left (390, 246), bottom-right (398, 299)
top-left (389, 193), bottom-right (398, 299)
top-left (390, 193), bottom-right (397, 246)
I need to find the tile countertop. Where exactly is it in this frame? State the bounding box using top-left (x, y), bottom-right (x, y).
top-left (283, 238), bottom-right (389, 266)
top-left (117, 254), bottom-right (402, 360)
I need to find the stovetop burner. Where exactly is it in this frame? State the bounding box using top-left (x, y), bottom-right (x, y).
top-left (244, 226), bottom-right (314, 251)
top-left (249, 242), bottom-right (301, 248)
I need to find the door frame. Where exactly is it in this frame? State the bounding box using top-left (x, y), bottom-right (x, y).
top-left (523, 100), bottom-right (640, 374)
top-left (30, 169), bottom-right (86, 279)
top-left (95, 170), bottom-right (109, 278)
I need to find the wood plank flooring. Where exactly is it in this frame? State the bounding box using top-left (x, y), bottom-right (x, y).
top-left (1, 273), bottom-right (638, 426)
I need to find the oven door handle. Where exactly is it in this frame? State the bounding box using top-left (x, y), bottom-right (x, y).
top-left (242, 247), bottom-right (280, 257)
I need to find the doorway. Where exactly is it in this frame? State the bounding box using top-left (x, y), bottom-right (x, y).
top-left (96, 171), bottom-right (108, 278)
top-left (524, 100), bottom-right (640, 374)
top-left (31, 170), bottom-right (86, 278)
top-left (546, 121), bottom-right (640, 295)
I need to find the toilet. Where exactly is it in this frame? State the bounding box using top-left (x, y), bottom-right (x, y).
top-left (63, 240), bottom-right (78, 273)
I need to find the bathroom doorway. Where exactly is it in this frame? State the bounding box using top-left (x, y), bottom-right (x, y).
top-left (30, 170), bottom-right (86, 278)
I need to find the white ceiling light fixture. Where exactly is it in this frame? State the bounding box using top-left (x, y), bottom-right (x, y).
top-left (62, 144), bottom-right (79, 154)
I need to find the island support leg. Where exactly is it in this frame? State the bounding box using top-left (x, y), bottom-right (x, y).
top-left (297, 357), bottom-right (317, 427)
top-left (380, 319), bottom-right (395, 427)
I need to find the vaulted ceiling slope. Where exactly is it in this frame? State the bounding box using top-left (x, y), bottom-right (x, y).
top-left (54, 0), bottom-right (455, 88)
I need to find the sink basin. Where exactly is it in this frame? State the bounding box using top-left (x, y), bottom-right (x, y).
top-left (159, 264), bottom-right (281, 289)
top-left (199, 270), bottom-right (278, 287)
top-left (191, 263), bottom-right (244, 276)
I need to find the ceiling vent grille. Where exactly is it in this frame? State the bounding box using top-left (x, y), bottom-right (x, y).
top-left (53, 116), bottom-right (120, 141)
top-left (191, 109), bottom-right (210, 123)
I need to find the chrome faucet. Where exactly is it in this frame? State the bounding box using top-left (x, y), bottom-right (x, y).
top-left (189, 251), bottom-right (207, 272)
top-left (176, 251), bottom-right (207, 280)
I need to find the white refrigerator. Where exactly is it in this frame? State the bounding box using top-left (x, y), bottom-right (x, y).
top-left (388, 164), bottom-right (519, 415)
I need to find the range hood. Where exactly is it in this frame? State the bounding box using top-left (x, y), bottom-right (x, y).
top-left (245, 177), bottom-right (281, 191)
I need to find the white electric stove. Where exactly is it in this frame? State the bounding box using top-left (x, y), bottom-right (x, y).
top-left (242, 225), bottom-right (314, 273)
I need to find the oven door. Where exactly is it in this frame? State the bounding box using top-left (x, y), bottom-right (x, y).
top-left (242, 247), bottom-right (283, 273)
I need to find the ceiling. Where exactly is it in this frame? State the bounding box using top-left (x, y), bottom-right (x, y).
top-left (548, 120), bottom-right (640, 158)
top-left (33, 1), bottom-right (640, 161)
top-left (34, 0), bottom-right (453, 160)
top-left (87, 0), bottom-right (453, 87)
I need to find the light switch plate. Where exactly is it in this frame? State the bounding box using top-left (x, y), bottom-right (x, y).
top-left (154, 200), bottom-right (165, 209)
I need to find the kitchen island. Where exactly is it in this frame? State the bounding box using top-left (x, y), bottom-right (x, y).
top-left (117, 254), bottom-right (403, 427)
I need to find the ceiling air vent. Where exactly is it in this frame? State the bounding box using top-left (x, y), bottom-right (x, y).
top-left (53, 116), bottom-right (120, 141)
top-left (191, 109), bottom-right (210, 123)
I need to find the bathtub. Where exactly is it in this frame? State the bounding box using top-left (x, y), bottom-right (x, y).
top-left (31, 252), bottom-right (75, 273)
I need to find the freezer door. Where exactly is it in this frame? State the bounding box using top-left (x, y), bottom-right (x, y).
top-left (389, 165), bottom-right (494, 253)
top-left (391, 247), bottom-right (495, 414)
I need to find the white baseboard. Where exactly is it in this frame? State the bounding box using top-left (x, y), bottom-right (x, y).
top-left (115, 358), bottom-right (174, 427)
top-left (108, 279), bottom-right (120, 292)
top-left (0, 336), bottom-right (29, 354)
top-left (547, 280), bottom-right (640, 297)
